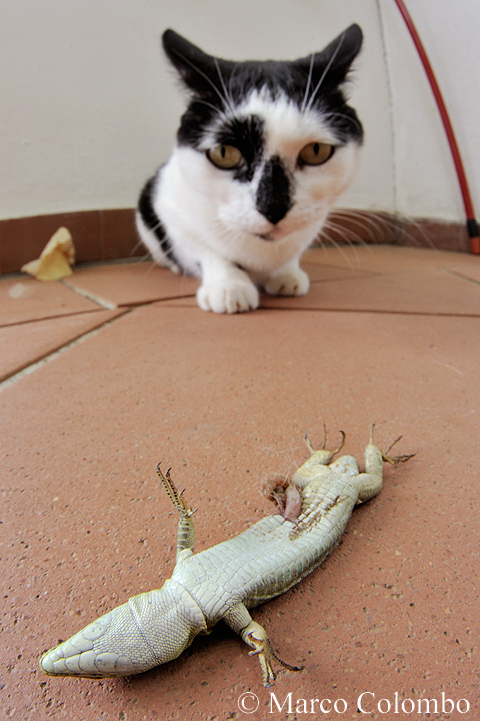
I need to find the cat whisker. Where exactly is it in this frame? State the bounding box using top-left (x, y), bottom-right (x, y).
top-left (169, 47), bottom-right (233, 114)
top-left (301, 52), bottom-right (316, 113)
top-left (214, 57), bottom-right (235, 115)
top-left (127, 252), bottom-right (154, 268)
top-left (331, 214), bottom-right (373, 239)
top-left (400, 217), bottom-right (437, 249)
top-left (325, 209), bottom-right (437, 250)
top-left (341, 210), bottom-right (401, 246)
top-left (227, 63), bottom-right (242, 108)
top-left (326, 211), bottom-right (385, 247)
top-left (305, 31), bottom-right (346, 113)
top-left (141, 258), bottom-right (161, 276)
top-left (314, 231), bottom-right (361, 269)
top-left (320, 220), bottom-right (370, 265)
top-left (337, 209), bottom-right (397, 241)
top-left (321, 219), bottom-right (372, 250)
top-left (210, 219), bottom-right (247, 246)
top-left (322, 111), bottom-right (363, 134)
top-left (194, 97), bottom-right (231, 124)
top-left (148, 219), bottom-right (167, 235)
top-left (336, 209), bottom-right (398, 246)
top-left (129, 239), bottom-right (145, 256)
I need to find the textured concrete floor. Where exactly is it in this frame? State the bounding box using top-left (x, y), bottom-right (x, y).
top-left (1, 245), bottom-right (479, 720)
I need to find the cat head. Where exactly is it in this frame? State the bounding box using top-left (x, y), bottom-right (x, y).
top-left (161, 27), bottom-right (363, 240)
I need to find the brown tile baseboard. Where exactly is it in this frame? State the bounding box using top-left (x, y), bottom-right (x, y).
top-left (316, 210), bottom-right (470, 253)
top-left (0, 208), bottom-right (143, 275)
top-left (0, 208), bottom-right (471, 275)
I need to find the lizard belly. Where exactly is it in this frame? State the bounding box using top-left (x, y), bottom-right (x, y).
top-left (171, 473), bottom-right (357, 621)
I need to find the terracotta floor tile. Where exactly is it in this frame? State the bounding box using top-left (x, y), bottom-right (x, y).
top-left (157, 256), bottom-right (480, 316)
top-left (301, 257), bottom-right (377, 282)
top-left (153, 246), bottom-right (480, 315)
top-left (155, 295), bottom-right (199, 309)
top-left (66, 260), bottom-right (198, 307)
top-left (0, 275), bottom-right (103, 326)
top-left (447, 262), bottom-right (480, 284)
top-left (0, 309), bottom-right (126, 383)
top-left (1, 303), bottom-right (479, 719)
top-left (262, 266), bottom-right (480, 315)
top-left (305, 244), bottom-right (477, 272)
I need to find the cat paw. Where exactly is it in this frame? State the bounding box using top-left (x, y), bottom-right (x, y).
top-left (264, 268), bottom-right (310, 297)
top-left (197, 280), bottom-right (259, 313)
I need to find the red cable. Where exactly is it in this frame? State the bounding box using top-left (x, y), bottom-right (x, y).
top-left (393, 0), bottom-right (479, 253)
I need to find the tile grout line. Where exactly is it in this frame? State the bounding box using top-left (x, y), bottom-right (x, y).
top-left (0, 311), bottom-right (130, 392)
top-left (257, 305), bottom-right (480, 318)
top-left (444, 268), bottom-right (480, 287)
top-left (60, 279), bottom-right (117, 310)
top-left (0, 308), bottom-right (116, 330)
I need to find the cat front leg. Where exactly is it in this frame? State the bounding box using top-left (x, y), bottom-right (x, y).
top-left (263, 259), bottom-right (310, 297)
top-left (197, 254), bottom-right (259, 314)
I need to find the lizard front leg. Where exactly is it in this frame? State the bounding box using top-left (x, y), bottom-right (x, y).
top-left (224, 603), bottom-right (303, 687)
top-left (292, 429), bottom-right (347, 488)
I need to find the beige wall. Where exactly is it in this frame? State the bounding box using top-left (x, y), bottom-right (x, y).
top-left (378, 0), bottom-right (480, 221)
top-left (1, 0), bottom-right (479, 222)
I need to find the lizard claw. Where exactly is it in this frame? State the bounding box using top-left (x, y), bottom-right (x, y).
top-left (247, 642), bottom-right (278, 687)
top-left (245, 625), bottom-right (303, 687)
top-left (382, 435), bottom-right (416, 465)
top-left (157, 464), bottom-right (196, 517)
top-left (304, 428), bottom-right (346, 457)
top-left (382, 451), bottom-right (416, 465)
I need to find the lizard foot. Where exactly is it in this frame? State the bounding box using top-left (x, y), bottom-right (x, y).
top-left (381, 435), bottom-right (416, 465)
top-left (242, 621), bottom-right (303, 687)
top-left (156, 464), bottom-right (196, 517)
top-left (304, 427), bottom-right (346, 457)
top-left (369, 426), bottom-right (415, 466)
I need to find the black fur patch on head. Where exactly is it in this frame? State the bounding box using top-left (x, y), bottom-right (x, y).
top-left (213, 115), bottom-right (265, 182)
top-left (256, 156), bottom-right (292, 224)
top-left (162, 25), bottom-right (364, 148)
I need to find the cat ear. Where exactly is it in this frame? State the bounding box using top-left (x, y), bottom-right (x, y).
top-left (296, 23), bottom-right (363, 89)
top-left (162, 29), bottom-right (232, 96)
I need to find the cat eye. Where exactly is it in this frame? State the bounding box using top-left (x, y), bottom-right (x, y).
top-left (207, 144), bottom-right (243, 170)
top-left (298, 142), bottom-right (334, 166)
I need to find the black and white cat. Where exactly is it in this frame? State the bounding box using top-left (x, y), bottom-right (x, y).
top-left (136, 26), bottom-right (363, 313)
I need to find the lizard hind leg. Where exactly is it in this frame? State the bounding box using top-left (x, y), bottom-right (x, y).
top-left (156, 464), bottom-right (196, 557)
top-left (224, 603), bottom-right (303, 687)
top-left (242, 621), bottom-right (304, 688)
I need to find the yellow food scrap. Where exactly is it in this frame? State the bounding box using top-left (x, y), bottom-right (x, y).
top-left (21, 227), bottom-right (75, 281)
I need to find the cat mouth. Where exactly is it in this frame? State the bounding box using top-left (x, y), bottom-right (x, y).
top-left (255, 232), bottom-right (275, 242)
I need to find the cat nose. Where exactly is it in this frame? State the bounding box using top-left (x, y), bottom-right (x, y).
top-left (256, 156), bottom-right (292, 225)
